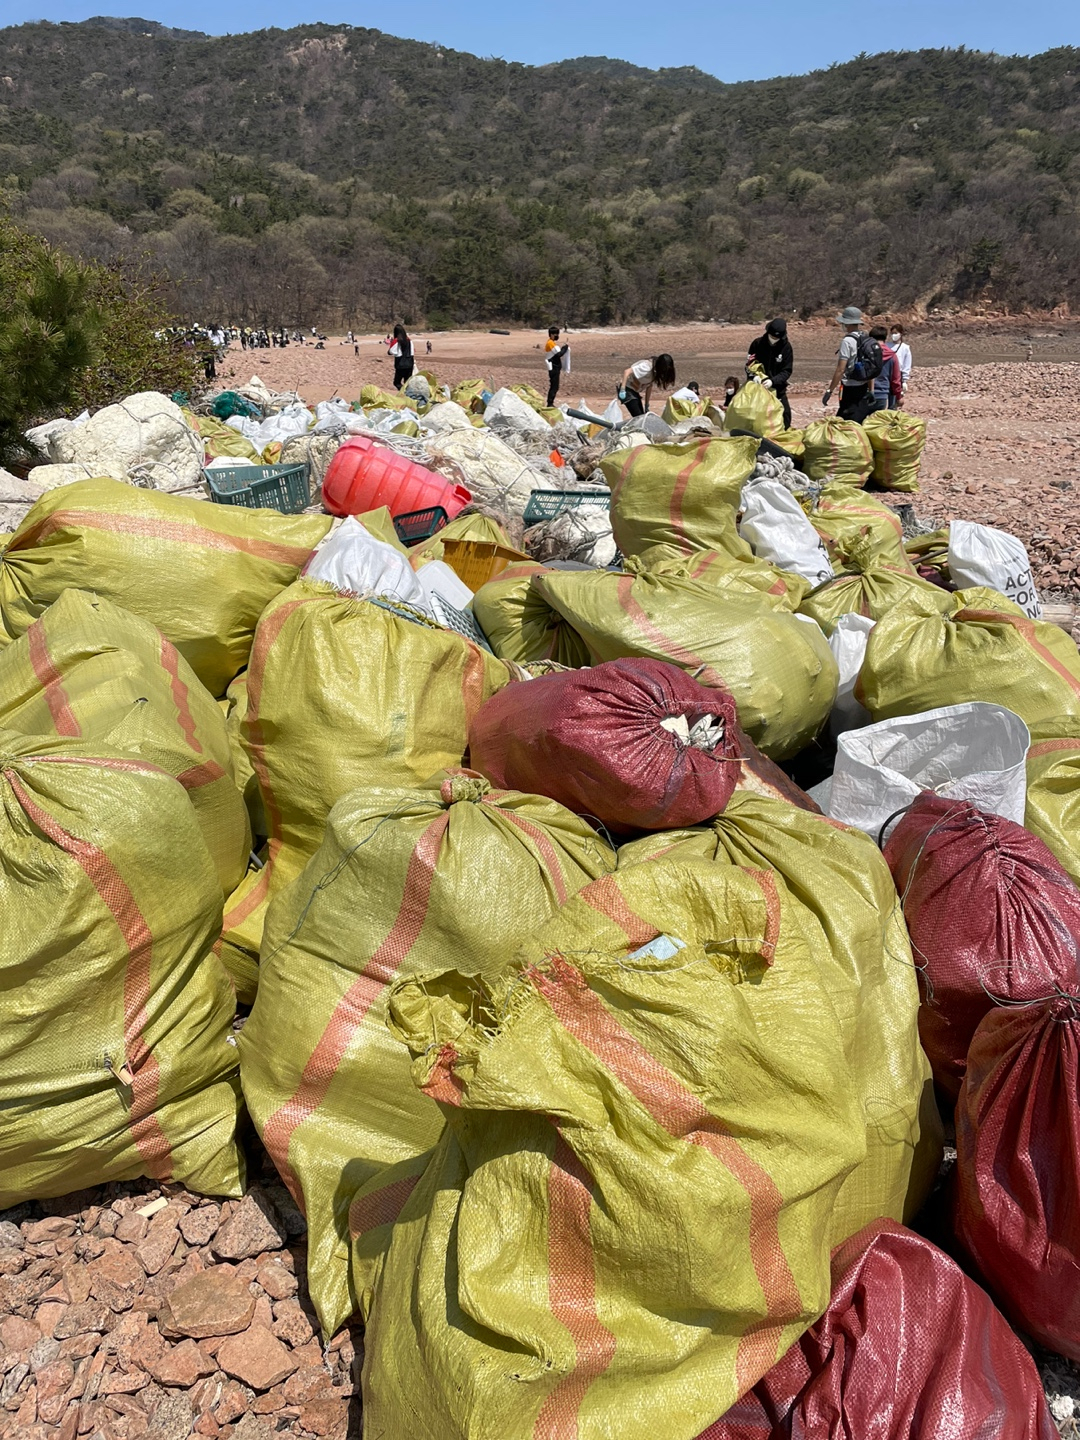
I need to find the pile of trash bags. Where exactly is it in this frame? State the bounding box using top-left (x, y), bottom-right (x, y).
top-left (2, 367), bottom-right (1076, 1440)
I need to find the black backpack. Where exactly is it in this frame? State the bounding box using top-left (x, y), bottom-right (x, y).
top-left (848, 333), bottom-right (884, 382)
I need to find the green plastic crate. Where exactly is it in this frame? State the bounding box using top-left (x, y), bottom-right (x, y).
top-left (523, 488), bottom-right (610, 527)
top-left (205, 462), bottom-right (310, 514)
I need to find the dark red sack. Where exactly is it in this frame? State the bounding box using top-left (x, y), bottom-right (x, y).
top-left (467, 657), bottom-right (740, 833)
top-left (883, 792), bottom-right (1080, 1100)
top-left (698, 1220), bottom-right (1057, 1440)
top-left (953, 994), bottom-right (1080, 1361)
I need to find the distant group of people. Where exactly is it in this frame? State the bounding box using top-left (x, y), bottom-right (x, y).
top-left (543, 313), bottom-right (913, 425)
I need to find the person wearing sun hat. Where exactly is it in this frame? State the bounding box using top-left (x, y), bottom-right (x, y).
top-left (823, 305), bottom-right (871, 420)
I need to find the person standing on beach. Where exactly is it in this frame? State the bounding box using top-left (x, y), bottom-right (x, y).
top-left (745, 318), bottom-right (794, 427)
top-left (889, 324), bottom-right (912, 402)
top-left (388, 324), bottom-right (415, 390)
top-left (545, 327), bottom-right (570, 408)
top-left (618, 354), bottom-right (676, 416)
top-left (823, 307), bottom-right (880, 420)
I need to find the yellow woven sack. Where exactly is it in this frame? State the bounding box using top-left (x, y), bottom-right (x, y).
top-left (0, 477), bottom-right (330, 697)
top-left (862, 408), bottom-right (926, 493)
top-left (805, 481), bottom-right (914, 571)
top-left (354, 507), bottom-right (409, 554)
top-left (408, 512), bottom-right (511, 570)
top-left (220, 580), bottom-right (517, 974)
top-left (773, 427), bottom-right (806, 459)
top-left (802, 418), bottom-right (874, 485)
top-left (857, 586), bottom-right (1080, 726)
top-left (601, 434), bottom-right (759, 559)
top-left (639, 544), bottom-right (808, 612)
top-left (798, 545), bottom-right (952, 636)
top-left (241, 770), bottom-right (615, 1336)
top-left (722, 381), bottom-right (785, 439)
top-left (0, 588), bottom-right (249, 900)
top-left (450, 378), bottom-right (488, 414)
top-left (531, 562), bottom-right (836, 758)
top-left (189, 412), bottom-right (264, 464)
top-left (0, 728), bottom-right (245, 1206)
top-left (661, 395), bottom-right (708, 425)
top-left (360, 384), bottom-right (412, 411)
top-left (359, 857), bottom-right (864, 1439)
top-left (508, 382), bottom-right (551, 415)
top-left (618, 793), bottom-right (941, 1240)
top-left (1023, 717), bottom-right (1080, 887)
top-left (472, 561), bottom-right (591, 666)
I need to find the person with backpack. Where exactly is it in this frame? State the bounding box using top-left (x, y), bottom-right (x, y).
top-left (867, 326), bottom-right (903, 412)
top-left (745, 318), bottom-right (794, 427)
top-left (823, 307), bottom-right (883, 420)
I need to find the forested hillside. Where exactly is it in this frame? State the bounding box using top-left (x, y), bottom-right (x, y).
top-left (1, 18), bottom-right (1077, 325)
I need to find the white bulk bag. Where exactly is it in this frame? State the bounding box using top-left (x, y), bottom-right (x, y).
top-left (305, 517), bottom-right (427, 608)
top-left (812, 701), bottom-right (1030, 841)
top-left (739, 479), bottom-right (834, 587)
top-left (828, 613), bottom-right (875, 737)
top-left (948, 520), bottom-right (1041, 618)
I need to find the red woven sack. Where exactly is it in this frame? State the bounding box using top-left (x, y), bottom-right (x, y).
top-left (698, 1220), bottom-right (1057, 1439)
top-left (953, 994), bottom-right (1080, 1360)
top-left (467, 657), bottom-right (740, 833)
top-left (883, 792), bottom-right (1080, 1100)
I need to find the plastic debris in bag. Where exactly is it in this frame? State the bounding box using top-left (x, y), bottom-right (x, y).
top-left (305, 516), bottom-right (427, 608)
top-left (739, 479), bottom-right (834, 587)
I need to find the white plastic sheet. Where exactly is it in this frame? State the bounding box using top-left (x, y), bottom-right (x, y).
top-left (305, 517), bottom-right (426, 608)
top-left (739, 479), bottom-right (834, 586)
top-left (828, 613), bottom-right (875, 737)
top-left (812, 701), bottom-right (1031, 840)
top-left (948, 520), bottom-right (1041, 618)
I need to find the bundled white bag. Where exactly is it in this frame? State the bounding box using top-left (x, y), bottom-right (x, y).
top-left (739, 479), bottom-right (834, 586)
top-left (811, 701), bottom-right (1030, 840)
top-left (828, 613), bottom-right (875, 737)
top-left (948, 520), bottom-right (1041, 618)
top-left (305, 517), bottom-right (427, 608)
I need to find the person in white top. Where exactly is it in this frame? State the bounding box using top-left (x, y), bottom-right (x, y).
top-left (618, 353), bottom-right (676, 416)
top-left (889, 324), bottom-right (913, 399)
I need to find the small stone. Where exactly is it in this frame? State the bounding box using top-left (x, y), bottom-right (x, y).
top-left (283, 1368), bottom-right (335, 1406)
top-left (35, 1302), bottom-right (70, 1338)
top-left (92, 1212), bottom-right (119, 1241)
top-left (28, 1337), bottom-right (61, 1372)
top-left (251, 1296), bottom-right (274, 1332)
top-left (136, 1222), bottom-right (179, 1278)
top-left (159, 1271), bottom-right (255, 1341)
top-left (114, 1214), bottom-right (149, 1246)
top-left (145, 1392), bottom-right (193, 1440)
top-left (2, 1314), bottom-right (42, 1351)
top-left (23, 1217), bottom-right (77, 1244)
top-left (217, 1325), bottom-right (297, 1392)
top-left (297, 1397), bottom-right (349, 1439)
top-left (231, 1415), bottom-right (275, 1440)
top-left (271, 1299), bottom-right (315, 1350)
top-left (0, 1221), bottom-right (24, 1249)
top-left (89, 1251), bottom-right (145, 1313)
top-left (254, 1264), bottom-right (295, 1302)
top-left (252, 1388), bottom-right (283, 1413)
top-left (194, 1413), bottom-right (221, 1437)
top-left (146, 1338), bottom-right (214, 1388)
top-left (177, 1207), bottom-right (219, 1249)
top-left (211, 1195), bottom-right (286, 1263)
top-left (62, 1262), bottom-right (92, 1305)
top-left (53, 1302), bottom-right (110, 1340)
top-left (0, 1247), bottom-right (26, 1275)
top-left (212, 1382), bottom-right (250, 1424)
top-left (99, 1369), bottom-right (148, 1395)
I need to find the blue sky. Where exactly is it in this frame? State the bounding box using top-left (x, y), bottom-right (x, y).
top-left (3, 0), bottom-right (1078, 81)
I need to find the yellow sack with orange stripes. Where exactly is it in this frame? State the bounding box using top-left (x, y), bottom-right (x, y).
top-left (0, 589), bottom-right (249, 901)
top-left (798, 541), bottom-right (951, 636)
top-left (0, 477), bottom-right (330, 697)
top-left (472, 561), bottom-right (591, 667)
top-left (618, 793), bottom-right (941, 1241)
top-left (358, 857), bottom-right (864, 1440)
top-left (531, 560), bottom-right (837, 759)
top-left (0, 728), bottom-right (244, 1207)
top-left (862, 408), bottom-right (926, 493)
top-left (801, 418), bottom-right (874, 485)
top-left (857, 586), bottom-right (1080, 727)
top-left (805, 481), bottom-right (914, 571)
top-left (721, 380), bottom-right (785, 439)
top-left (220, 581), bottom-right (517, 982)
top-left (1022, 717), bottom-right (1080, 888)
top-left (638, 543), bottom-right (808, 612)
top-left (600, 434), bottom-right (759, 559)
top-left (240, 770), bottom-right (615, 1336)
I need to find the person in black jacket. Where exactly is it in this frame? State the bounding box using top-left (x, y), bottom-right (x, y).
top-left (746, 318), bottom-right (794, 428)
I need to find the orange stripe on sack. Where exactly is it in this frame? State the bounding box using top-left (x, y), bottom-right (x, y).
top-left (527, 954), bottom-right (801, 1393)
top-left (746, 869), bottom-right (781, 964)
top-left (420, 1044), bottom-right (467, 1106)
top-left (261, 811), bottom-right (451, 1194)
top-left (348, 1171), bottom-right (422, 1239)
top-left (668, 439), bottom-right (708, 544)
top-left (20, 509), bottom-right (315, 568)
top-left (4, 769), bottom-right (172, 1177)
top-left (956, 609), bottom-right (1080, 700)
top-left (532, 1132), bottom-right (617, 1440)
top-left (222, 845), bottom-right (277, 932)
top-left (26, 620), bottom-right (80, 737)
top-left (176, 760), bottom-right (228, 791)
top-left (615, 576), bottom-right (725, 687)
top-left (460, 644), bottom-right (488, 729)
top-left (27, 753), bottom-right (168, 779)
top-left (160, 637), bottom-right (202, 754)
top-left (579, 874), bottom-right (659, 947)
top-left (1028, 737), bottom-right (1080, 758)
